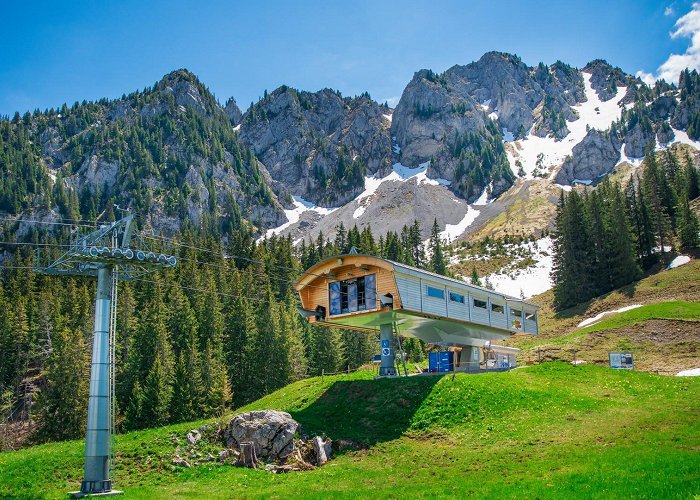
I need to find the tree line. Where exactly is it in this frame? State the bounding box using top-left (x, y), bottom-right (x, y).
top-left (0, 216), bottom-right (450, 445)
top-left (551, 146), bottom-right (699, 310)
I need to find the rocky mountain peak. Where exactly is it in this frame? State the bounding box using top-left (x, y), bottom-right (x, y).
top-left (583, 59), bottom-right (633, 101)
top-left (237, 86), bottom-right (392, 207)
top-left (225, 97), bottom-right (243, 126)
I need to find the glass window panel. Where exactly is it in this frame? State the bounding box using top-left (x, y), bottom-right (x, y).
top-left (347, 280), bottom-right (358, 312)
top-left (329, 282), bottom-right (341, 316)
top-left (449, 291), bottom-right (464, 303)
top-left (364, 274), bottom-right (376, 310)
top-left (427, 286), bottom-right (445, 299)
top-left (473, 298), bottom-right (487, 309)
top-left (491, 303), bottom-right (504, 314)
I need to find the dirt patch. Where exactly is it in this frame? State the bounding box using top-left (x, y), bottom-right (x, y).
top-left (521, 319), bottom-right (700, 375)
top-left (602, 319), bottom-right (699, 345)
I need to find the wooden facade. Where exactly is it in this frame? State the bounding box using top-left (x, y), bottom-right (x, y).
top-left (294, 254), bottom-right (539, 347)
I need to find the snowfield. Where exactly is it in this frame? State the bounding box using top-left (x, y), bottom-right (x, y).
top-left (506, 72), bottom-right (627, 180)
top-left (676, 368), bottom-right (700, 377)
top-left (486, 237), bottom-right (554, 299)
top-left (616, 143), bottom-right (643, 167)
top-left (439, 206), bottom-right (480, 243)
top-left (261, 196), bottom-right (337, 240)
top-left (577, 304), bottom-right (643, 328)
top-left (668, 255), bottom-right (691, 269)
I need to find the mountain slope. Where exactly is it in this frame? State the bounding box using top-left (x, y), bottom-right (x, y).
top-left (508, 259), bottom-right (700, 373)
top-left (2, 69), bottom-right (286, 235)
top-left (1, 364), bottom-right (698, 497)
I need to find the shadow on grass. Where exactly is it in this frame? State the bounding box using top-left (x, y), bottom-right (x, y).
top-left (289, 375), bottom-right (441, 446)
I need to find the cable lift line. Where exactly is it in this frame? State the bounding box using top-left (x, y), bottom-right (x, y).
top-left (30, 208), bottom-right (177, 498)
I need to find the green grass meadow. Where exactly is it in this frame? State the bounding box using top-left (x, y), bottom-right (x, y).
top-left (1, 363), bottom-right (699, 498)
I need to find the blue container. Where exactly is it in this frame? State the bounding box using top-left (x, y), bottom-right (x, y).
top-left (429, 351), bottom-right (453, 373)
top-left (428, 352), bottom-right (439, 372)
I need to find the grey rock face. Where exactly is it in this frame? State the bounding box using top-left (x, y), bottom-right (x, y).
top-left (81, 155), bottom-right (119, 192)
top-left (392, 52), bottom-right (586, 166)
top-left (624, 123), bottom-right (655, 159)
top-left (583, 60), bottom-right (633, 101)
top-left (390, 52), bottom-right (586, 200)
top-left (225, 98), bottom-right (243, 126)
top-left (239, 87), bottom-right (392, 207)
top-left (555, 130), bottom-right (620, 184)
top-left (223, 410), bottom-right (299, 461)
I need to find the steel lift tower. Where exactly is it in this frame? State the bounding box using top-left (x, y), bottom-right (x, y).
top-left (33, 209), bottom-right (177, 497)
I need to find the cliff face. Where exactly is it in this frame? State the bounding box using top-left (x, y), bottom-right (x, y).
top-left (389, 52), bottom-right (586, 201)
top-left (238, 87), bottom-right (393, 207)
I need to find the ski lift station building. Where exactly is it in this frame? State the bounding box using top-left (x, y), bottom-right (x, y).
top-left (295, 254), bottom-right (539, 375)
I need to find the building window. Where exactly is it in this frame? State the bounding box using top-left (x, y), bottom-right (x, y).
top-left (511, 308), bottom-right (523, 329)
top-left (329, 274), bottom-right (377, 316)
top-left (525, 311), bottom-right (536, 321)
top-left (491, 303), bottom-right (504, 314)
top-left (473, 298), bottom-right (487, 309)
top-left (449, 291), bottom-right (465, 303)
top-left (426, 286), bottom-right (445, 299)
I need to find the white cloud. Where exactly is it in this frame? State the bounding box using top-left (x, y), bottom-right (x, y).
top-left (665, 5), bottom-right (675, 17)
top-left (640, 3), bottom-right (700, 84)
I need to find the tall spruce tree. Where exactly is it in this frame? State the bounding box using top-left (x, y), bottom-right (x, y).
top-left (428, 218), bottom-right (448, 275)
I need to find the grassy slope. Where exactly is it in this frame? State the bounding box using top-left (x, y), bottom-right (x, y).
top-left (506, 260), bottom-right (700, 373)
top-left (1, 364), bottom-right (699, 498)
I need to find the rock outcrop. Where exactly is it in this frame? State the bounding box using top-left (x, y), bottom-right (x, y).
top-left (223, 410), bottom-right (299, 461)
top-left (555, 130), bottom-right (620, 184)
top-left (238, 87), bottom-right (393, 207)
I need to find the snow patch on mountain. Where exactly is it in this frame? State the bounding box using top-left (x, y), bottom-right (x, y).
top-left (669, 128), bottom-right (700, 149)
top-left (472, 184), bottom-right (492, 205)
top-left (507, 73), bottom-right (627, 179)
top-left (617, 143), bottom-right (643, 167)
top-left (668, 255), bottom-right (691, 269)
top-left (577, 304), bottom-right (643, 328)
top-left (262, 196), bottom-right (337, 240)
top-left (439, 207), bottom-right (480, 243)
top-left (352, 161), bottom-right (450, 219)
top-left (486, 237), bottom-right (554, 299)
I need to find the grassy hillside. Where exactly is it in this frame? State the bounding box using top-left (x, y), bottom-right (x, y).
top-left (507, 260), bottom-right (700, 374)
top-left (1, 363), bottom-right (699, 498)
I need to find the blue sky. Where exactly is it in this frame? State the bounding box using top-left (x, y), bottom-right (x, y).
top-left (0, 0), bottom-right (695, 116)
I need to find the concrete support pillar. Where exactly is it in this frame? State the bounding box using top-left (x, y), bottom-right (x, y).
top-left (80, 266), bottom-right (113, 495)
top-left (460, 346), bottom-right (479, 372)
top-left (379, 323), bottom-right (396, 377)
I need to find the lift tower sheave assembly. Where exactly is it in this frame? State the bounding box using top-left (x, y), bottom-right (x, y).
top-left (33, 210), bottom-right (177, 497)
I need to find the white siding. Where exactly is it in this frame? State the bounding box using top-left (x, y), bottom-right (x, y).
top-left (422, 281), bottom-right (447, 317)
top-left (446, 288), bottom-right (469, 321)
top-left (489, 299), bottom-right (507, 329)
top-left (470, 293), bottom-right (489, 324)
top-left (395, 273), bottom-right (421, 311)
top-left (524, 309), bottom-right (538, 334)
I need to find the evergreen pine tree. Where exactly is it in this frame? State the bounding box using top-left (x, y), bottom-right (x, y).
top-left (36, 326), bottom-right (89, 441)
top-left (677, 194), bottom-right (700, 249)
top-left (428, 218), bottom-right (448, 275)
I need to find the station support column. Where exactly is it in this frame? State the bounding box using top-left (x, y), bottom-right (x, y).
top-left (379, 323), bottom-right (397, 376)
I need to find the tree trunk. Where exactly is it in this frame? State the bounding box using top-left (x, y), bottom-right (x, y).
top-left (235, 442), bottom-right (258, 468)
